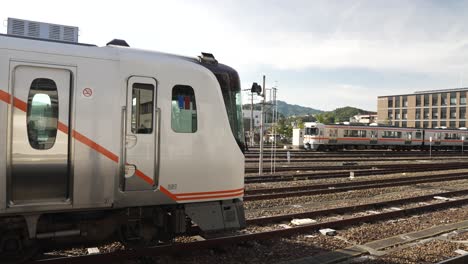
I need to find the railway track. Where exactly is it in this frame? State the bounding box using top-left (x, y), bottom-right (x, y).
top-left (245, 156), bottom-right (464, 163)
top-left (245, 162), bottom-right (468, 183)
top-left (246, 151), bottom-right (468, 158)
top-left (29, 191), bottom-right (468, 264)
top-left (244, 172), bottom-right (468, 201)
top-left (245, 161), bottom-right (468, 173)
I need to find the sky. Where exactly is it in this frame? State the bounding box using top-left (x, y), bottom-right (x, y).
top-left (2, 0), bottom-right (468, 111)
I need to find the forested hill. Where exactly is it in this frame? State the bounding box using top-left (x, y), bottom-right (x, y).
top-left (242, 100), bottom-right (322, 117)
top-left (316, 106), bottom-right (377, 124)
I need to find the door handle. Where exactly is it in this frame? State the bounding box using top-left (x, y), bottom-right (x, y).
top-left (126, 135), bottom-right (137, 148)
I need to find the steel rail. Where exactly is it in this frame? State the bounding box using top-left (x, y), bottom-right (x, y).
top-left (436, 254), bottom-right (468, 264)
top-left (246, 172), bottom-right (468, 194)
top-left (246, 188), bottom-right (468, 225)
top-left (244, 173), bottom-right (468, 201)
top-left (245, 156), bottom-right (463, 163)
top-left (245, 163), bottom-right (468, 183)
top-left (245, 161), bottom-right (468, 173)
top-left (245, 152), bottom-right (468, 158)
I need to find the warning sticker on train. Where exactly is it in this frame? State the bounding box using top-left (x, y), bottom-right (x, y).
top-left (82, 88), bottom-right (93, 98)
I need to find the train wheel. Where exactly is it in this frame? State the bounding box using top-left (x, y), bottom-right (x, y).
top-left (0, 230), bottom-right (38, 264)
top-left (118, 220), bottom-right (159, 248)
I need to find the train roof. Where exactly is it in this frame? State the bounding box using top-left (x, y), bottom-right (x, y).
top-left (310, 122), bottom-right (468, 132)
top-left (0, 33), bottom-right (227, 71)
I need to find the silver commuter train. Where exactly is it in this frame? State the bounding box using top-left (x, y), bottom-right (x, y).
top-left (304, 122), bottom-right (468, 151)
top-left (0, 23), bottom-right (245, 259)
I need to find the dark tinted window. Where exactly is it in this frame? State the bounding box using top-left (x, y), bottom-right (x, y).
top-left (432, 94), bottom-right (438, 106)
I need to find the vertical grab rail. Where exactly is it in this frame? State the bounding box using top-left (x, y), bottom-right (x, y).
top-left (153, 107), bottom-right (161, 188)
top-left (120, 106), bottom-right (127, 190)
top-left (153, 107), bottom-right (161, 189)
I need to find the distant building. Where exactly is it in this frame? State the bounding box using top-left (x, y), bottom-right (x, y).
top-left (350, 114), bottom-right (377, 124)
top-left (242, 110), bottom-right (262, 130)
top-left (377, 88), bottom-right (468, 128)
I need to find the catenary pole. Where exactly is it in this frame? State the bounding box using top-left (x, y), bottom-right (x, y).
top-left (259, 75), bottom-right (265, 175)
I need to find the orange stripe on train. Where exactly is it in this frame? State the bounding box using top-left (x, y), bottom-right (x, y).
top-left (0, 90), bottom-right (10, 103)
top-left (159, 186), bottom-right (244, 201)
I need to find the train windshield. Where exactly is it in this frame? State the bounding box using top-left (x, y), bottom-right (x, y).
top-left (215, 72), bottom-right (245, 152)
top-left (305, 127), bottom-right (318, 136)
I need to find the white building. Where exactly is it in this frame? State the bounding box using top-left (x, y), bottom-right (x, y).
top-left (349, 114), bottom-right (377, 124)
top-left (243, 110), bottom-right (262, 128)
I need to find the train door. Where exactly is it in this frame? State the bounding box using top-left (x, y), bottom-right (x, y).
top-left (328, 129), bottom-right (337, 144)
top-left (370, 130), bottom-right (378, 144)
top-left (404, 131), bottom-right (412, 145)
top-left (9, 65), bottom-right (71, 204)
top-left (123, 76), bottom-right (158, 191)
top-left (434, 132), bottom-right (442, 146)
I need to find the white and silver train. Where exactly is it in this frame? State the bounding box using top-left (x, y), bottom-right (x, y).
top-left (0, 19), bottom-right (245, 260)
top-left (304, 122), bottom-right (468, 151)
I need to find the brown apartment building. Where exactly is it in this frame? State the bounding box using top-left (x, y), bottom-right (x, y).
top-left (377, 88), bottom-right (468, 128)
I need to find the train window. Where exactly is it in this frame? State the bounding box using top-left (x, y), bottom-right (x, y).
top-left (448, 133), bottom-right (459, 139)
top-left (171, 85), bottom-right (197, 133)
top-left (306, 128), bottom-right (318, 135)
top-left (415, 132), bottom-right (422, 139)
top-left (131, 83), bottom-right (154, 134)
top-left (27, 78), bottom-right (58, 150)
top-left (382, 131), bottom-right (402, 138)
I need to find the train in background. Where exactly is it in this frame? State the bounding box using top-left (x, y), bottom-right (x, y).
top-left (0, 18), bottom-right (245, 262)
top-left (302, 122), bottom-right (468, 151)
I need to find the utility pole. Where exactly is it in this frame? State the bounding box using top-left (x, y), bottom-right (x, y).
top-left (250, 92), bottom-right (254, 147)
top-left (259, 75), bottom-right (266, 175)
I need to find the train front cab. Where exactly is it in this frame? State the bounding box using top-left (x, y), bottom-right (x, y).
top-left (0, 38), bottom-right (246, 256)
top-left (304, 123), bottom-right (322, 150)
